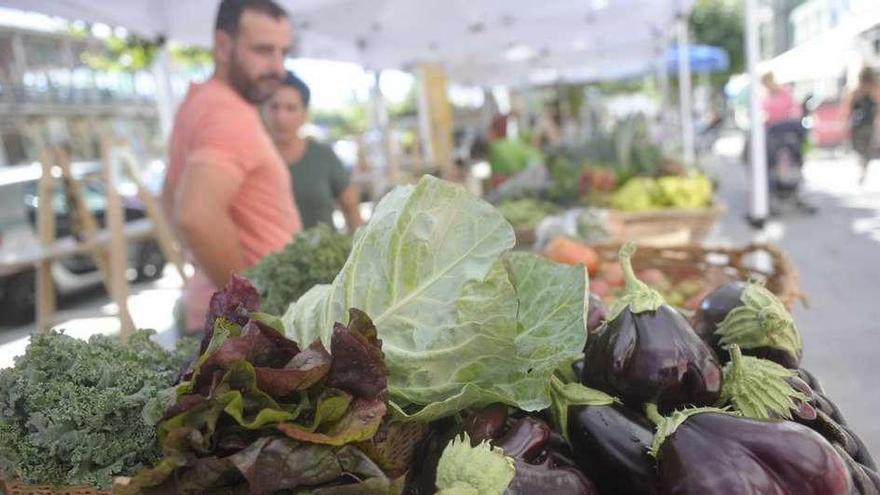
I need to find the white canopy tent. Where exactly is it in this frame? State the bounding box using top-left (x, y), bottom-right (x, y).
top-left (1, 0), bottom-right (700, 181)
top-left (0, 0), bottom-right (692, 86)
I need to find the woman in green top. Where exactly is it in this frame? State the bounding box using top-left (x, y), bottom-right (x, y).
top-left (264, 71), bottom-right (363, 231)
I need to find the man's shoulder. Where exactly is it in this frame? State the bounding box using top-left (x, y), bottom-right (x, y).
top-left (180, 80), bottom-right (255, 120)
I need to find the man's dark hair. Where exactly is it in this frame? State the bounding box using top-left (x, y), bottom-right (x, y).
top-left (215, 0), bottom-right (288, 36)
top-left (281, 71), bottom-right (311, 108)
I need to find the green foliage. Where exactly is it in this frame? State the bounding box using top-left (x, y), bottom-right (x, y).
top-left (689, 0), bottom-right (745, 85)
top-left (245, 224), bottom-right (352, 315)
top-left (0, 331), bottom-right (193, 489)
top-left (284, 176), bottom-right (587, 422)
top-left (497, 198), bottom-right (560, 230)
top-left (81, 35), bottom-right (159, 72)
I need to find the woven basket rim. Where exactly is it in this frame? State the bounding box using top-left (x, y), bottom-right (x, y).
top-left (616, 201), bottom-right (727, 221)
top-left (591, 241), bottom-right (802, 309)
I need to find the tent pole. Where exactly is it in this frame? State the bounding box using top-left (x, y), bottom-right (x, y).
top-left (677, 16), bottom-right (695, 166)
top-left (151, 43), bottom-right (175, 140)
top-left (745, 0), bottom-right (768, 225)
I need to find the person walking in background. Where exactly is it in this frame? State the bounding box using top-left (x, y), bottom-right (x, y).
top-left (842, 67), bottom-right (880, 185)
top-left (263, 71), bottom-right (363, 231)
top-left (761, 72), bottom-right (802, 126)
top-left (162, 0), bottom-right (301, 335)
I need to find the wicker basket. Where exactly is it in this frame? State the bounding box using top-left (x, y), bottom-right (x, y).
top-left (592, 242), bottom-right (802, 310)
top-left (0, 479), bottom-right (110, 495)
top-left (611, 202), bottom-right (727, 247)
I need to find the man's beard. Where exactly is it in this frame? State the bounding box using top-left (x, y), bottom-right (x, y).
top-left (228, 52), bottom-right (282, 104)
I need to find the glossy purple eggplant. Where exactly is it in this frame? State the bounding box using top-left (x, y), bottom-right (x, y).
top-left (691, 281), bottom-right (802, 369)
top-left (586, 293), bottom-right (607, 336)
top-left (581, 244), bottom-right (722, 411)
top-left (494, 417), bottom-right (599, 495)
top-left (463, 404), bottom-right (509, 443)
top-left (655, 411), bottom-right (852, 495)
top-left (568, 404), bottom-right (659, 495)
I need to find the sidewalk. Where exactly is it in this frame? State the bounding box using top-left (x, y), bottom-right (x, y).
top-left (710, 137), bottom-right (880, 455)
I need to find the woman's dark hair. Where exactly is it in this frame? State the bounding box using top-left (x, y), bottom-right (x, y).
top-left (280, 71), bottom-right (311, 108)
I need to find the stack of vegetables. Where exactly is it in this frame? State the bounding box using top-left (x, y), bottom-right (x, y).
top-left (1, 176), bottom-right (874, 495)
top-left (0, 331), bottom-right (196, 490)
top-left (609, 174), bottom-right (713, 212)
top-left (116, 275), bottom-right (398, 493)
top-left (245, 224), bottom-right (352, 315)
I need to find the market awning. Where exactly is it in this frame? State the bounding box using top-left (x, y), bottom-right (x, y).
top-left (758, 5), bottom-right (880, 84)
top-left (666, 44), bottom-right (729, 74)
top-left (1, 0), bottom-right (693, 85)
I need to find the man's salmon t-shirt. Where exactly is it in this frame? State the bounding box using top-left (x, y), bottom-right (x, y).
top-left (165, 78), bottom-right (302, 331)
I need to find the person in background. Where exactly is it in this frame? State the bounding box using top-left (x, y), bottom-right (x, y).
top-left (761, 72), bottom-right (802, 126)
top-left (842, 67), bottom-right (880, 184)
top-left (263, 71), bottom-right (363, 231)
top-left (162, 0), bottom-right (301, 335)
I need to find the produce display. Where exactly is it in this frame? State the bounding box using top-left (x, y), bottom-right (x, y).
top-left (245, 224), bottom-right (352, 315)
top-left (496, 198), bottom-right (560, 231)
top-left (0, 331), bottom-right (196, 489)
top-left (0, 176), bottom-right (875, 495)
top-left (610, 174), bottom-right (713, 212)
top-left (283, 176), bottom-right (588, 422)
top-left (118, 276), bottom-right (397, 493)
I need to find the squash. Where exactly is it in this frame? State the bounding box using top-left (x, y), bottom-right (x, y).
top-left (543, 237), bottom-right (600, 276)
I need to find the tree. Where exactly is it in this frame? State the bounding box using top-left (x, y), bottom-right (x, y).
top-left (689, 0), bottom-right (744, 86)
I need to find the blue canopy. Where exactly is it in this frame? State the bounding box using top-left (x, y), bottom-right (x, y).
top-left (666, 44), bottom-right (730, 74)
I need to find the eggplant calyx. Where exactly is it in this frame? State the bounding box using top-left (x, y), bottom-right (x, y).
top-left (549, 375), bottom-right (617, 440)
top-left (608, 242), bottom-right (665, 320)
top-left (720, 345), bottom-right (807, 420)
top-left (435, 432), bottom-right (516, 495)
top-left (715, 282), bottom-right (801, 359)
top-left (648, 406), bottom-right (733, 457)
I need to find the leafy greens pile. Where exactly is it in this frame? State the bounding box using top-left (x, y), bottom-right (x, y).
top-left (0, 330), bottom-right (194, 489)
top-left (284, 176), bottom-right (588, 421)
top-left (245, 224), bottom-right (352, 315)
top-left (121, 275), bottom-right (396, 494)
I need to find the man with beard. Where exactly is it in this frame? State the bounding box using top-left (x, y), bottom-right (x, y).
top-left (162, 0), bottom-right (301, 334)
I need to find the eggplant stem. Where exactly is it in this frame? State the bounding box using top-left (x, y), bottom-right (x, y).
top-left (645, 403), bottom-right (663, 426)
top-left (619, 241), bottom-right (644, 294)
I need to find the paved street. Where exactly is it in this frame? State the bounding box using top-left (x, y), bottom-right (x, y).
top-left (1, 142), bottom-right (879, 454)
top-left (710, 135), bottom-right (880, 455)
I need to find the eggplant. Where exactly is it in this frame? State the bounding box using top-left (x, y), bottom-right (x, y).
top-left (492, 417), bottom-right (599, 495)
top-left (654, 409), bottom-right (852, 495)
top-left (494, 416), bottom-right (551, 462)
top-left (463, 404), bottom-right (509, 443)
top-left (581, 243), bottom-right (722, 411)
top-left (568, 404), bottom-right (660, 495)
top-left (719, 345), bottom-right (877, 471)
top-left (691, 280), bottom-right (747, 349)
top-left (798, 367), bottom-right (825, 394)
top-left (691, 280), bottom-right (802, 368)
top-left (834, 445), bottom-right (880, 495)
top-left (506, 459), bottom-right (598, 495)
top-left (586, 293), bottom-right (607, 336)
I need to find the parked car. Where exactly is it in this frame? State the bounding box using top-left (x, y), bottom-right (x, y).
top-left (0, 168), bottom-right (166, 325)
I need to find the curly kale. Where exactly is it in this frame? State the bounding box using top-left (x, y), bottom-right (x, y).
top-left (0, 330), bottom-right (192, 489)
top-left (245, 224), bottom-right (352, 315)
